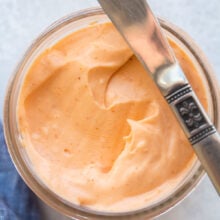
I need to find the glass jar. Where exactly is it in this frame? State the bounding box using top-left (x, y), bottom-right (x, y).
top-left (3, 7), bottom-right (220, 220)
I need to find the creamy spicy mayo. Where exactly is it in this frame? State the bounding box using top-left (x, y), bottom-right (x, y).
top-left (17, 23), bottom-right (208, 212)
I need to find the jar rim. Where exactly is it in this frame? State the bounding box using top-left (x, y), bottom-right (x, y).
top-left (3, 7), bottom-right (220, 219)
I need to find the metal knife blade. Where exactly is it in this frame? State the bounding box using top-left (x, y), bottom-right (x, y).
top-left (98, 0), bottom-right (187, 96)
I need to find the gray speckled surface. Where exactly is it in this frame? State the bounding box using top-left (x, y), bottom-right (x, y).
top-left (0, 0), bottom-right (220, 219)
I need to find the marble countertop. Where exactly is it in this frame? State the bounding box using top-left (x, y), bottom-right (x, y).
top-left (0, 0), bottom-right (220, 219)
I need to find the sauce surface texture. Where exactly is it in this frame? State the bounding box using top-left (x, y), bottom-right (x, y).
top-left (17, 23), bottom-right (208, 211)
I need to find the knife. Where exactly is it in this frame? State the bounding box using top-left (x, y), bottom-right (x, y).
top-left (98, 0), bottom-right (220, 194)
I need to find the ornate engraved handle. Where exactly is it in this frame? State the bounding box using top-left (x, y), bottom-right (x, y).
top-left (166, 83), bottom-right (220, 194)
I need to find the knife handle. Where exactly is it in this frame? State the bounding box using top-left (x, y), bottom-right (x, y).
top-left (166, 83), bottom-right (220, 194)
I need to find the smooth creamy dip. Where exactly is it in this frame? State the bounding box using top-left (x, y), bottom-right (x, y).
top-left (17, 23), bottom-right (208, 212)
